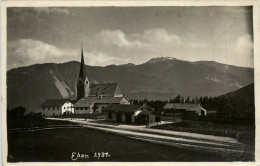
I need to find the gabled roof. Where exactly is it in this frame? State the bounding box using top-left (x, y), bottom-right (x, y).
top-left (89, 83), bottom-right (122, 97)
top-left (41, 99), bottom-right (71, 107)
top-left (104, 103), bottom-right (154, 113)
top-left (74, 96), bottom-right (127, 107)
top-left (104, 104), bottom-right (142, 113)
top-left (164, 103), bottom-right (201, 112)
top-left (139, 110), bottom-right (153, 115)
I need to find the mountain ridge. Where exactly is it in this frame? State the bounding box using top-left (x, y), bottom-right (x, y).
top-left (7, 57), bottom-right (253, 72)
top-left (7, 57), bottom-right (254, 112)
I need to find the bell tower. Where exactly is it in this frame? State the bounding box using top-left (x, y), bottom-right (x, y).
top-left (76, 45), bottom-right (90, 100)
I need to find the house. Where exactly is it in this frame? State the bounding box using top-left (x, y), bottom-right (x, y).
top-left (206, 110), bottom-right (217, 116)
top-left (73, 47), bottom-right (130, 114)
top-left (74, 96), bottom-right (130, 114)
top-left (41, 99), bottom-right (74, 117)
top-left (162, 103), bottom-right (207, 117)
top-left (103, 104), bottom-right (155, 124)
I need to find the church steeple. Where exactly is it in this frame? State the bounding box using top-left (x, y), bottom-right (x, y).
top-left (77, 44), bottom-right (90, 100)
top-left (78, 47), bottom-right (86, 82)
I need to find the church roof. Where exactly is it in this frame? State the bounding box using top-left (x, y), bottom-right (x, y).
top-left (41, 99), bottom-right (71, 107)
top-left (89, 83), bottom-right (121, 97)
top-left (74, 96), bottom-right (127, 107)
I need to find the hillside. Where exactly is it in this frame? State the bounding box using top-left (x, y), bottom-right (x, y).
top-left (225, 83), bottom-right (254, 104)
top-left (7, 57), bottom-right (254, 112)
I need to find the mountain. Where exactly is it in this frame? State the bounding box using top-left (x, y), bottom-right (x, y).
top-left (7, 57), bottom-right (254, 112)
top-left (225, 83), bottom-right (254, 104)
top-left (193, 61), bottom-right (254, 82)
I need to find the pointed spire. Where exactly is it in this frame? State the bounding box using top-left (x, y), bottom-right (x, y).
top-left (78, 42), bottom-right (86, 80)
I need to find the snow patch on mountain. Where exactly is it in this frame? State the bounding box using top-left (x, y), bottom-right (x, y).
top-left (147, 57), bottom-right (177, 63)
top-left (205, 76), bottom-right (221, 83)
top-left (50, 70), bottom-right (72, 98)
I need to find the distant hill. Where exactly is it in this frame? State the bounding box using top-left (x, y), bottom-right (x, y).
top-left (7, 57), bottom-right (254, 112)
top-left (225, 83), bottom-right (254, 104)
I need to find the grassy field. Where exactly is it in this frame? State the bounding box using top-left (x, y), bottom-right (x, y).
top-left (152, 120), bottom-right (255, 160)
top-left (7, 117), bottom-right (78, 129)
top-left (8, 127), bottom-right (228, 162)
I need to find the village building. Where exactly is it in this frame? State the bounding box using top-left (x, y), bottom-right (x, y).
top-left (103, 104), bottom-right (155, 124)
top-left (162, 103), bottom-right (207, 117)
top-left (73, 47), bottom-right (130, 114)
top-left (74, 95), bottom-right (130, 114)
top-left (41, 99), bottom-right (74, 116)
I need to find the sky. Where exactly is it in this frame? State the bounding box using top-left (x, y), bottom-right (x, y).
top-left (7, 6), bottom-right (253, 70)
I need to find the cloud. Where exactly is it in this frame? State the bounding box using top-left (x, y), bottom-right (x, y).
top-left (85, 51), bottom-right (128, 66)
top-left (34, 7), bottom-right (71, 15)
top-left (9, 39), bottom-right (76, 61)
top-left (8, 39), bottom-right (78, 69)
top-left (7, 39), bottom-right (126, 70)
top-left (96, 29), bottom-right (151, 49)
top-left (232, 34), bottom-right (253, 67)
top-left (141, 28), bottom-right (181, 46)
top-left (96, 28), bottom-right (207, 51)
top-left (234, 34), bottom-right (253, 56)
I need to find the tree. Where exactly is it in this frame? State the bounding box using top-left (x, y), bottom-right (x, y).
top-left (7, 106), bottom-right (26, 119)
top-left (186, 96), bottom-right (190, 103)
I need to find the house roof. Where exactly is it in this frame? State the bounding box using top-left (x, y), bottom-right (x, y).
top-left (104, 104), bottom-right (142, 113)
top-left (41, 99), bottom-right (70, 107)
top-left (164, 103), bottom-right (201, 112)
top-left (89, 83), bottom-right (121, 97)
top-left (104, 103), bottom-right (154, 113)
top-left (74, 96), bottom-right (127, 107)
top-left (139, 110), bottom-right (153, 115)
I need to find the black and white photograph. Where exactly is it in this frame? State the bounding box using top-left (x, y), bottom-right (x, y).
top-left (1, 1), bottom-right (259, 164)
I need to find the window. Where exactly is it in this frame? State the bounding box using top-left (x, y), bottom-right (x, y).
top-left (53, 107), bottom-right (55, 110)
top-left (57, 107), bottom-right (59, 110)
top-left (81, 108), bottom-right (83, 110)
top-left (43, 107), bottom-right (45, 110)
top-left (108, 112), bottom-right (112, 119)
top-left (64, 107), bottom-right (66, 109)
top-left (48, 107), bottom-right (50, 110)
top-left (85, 107), bottom-right (88, 110)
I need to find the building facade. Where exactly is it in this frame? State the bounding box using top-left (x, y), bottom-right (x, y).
top-left (74, 48), bottom-right (130, 114)
top-left (41, 99), bottom-right (74, 116)
top-left (162, 103), bottom-right (207, 117)
top-left (104, 104), bottom-right (155, 124)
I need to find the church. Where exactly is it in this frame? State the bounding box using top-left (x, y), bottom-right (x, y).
top-left (41, 47), bottom-right (156, 125)
top-left (73, 48), bottom-right (130, 114)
